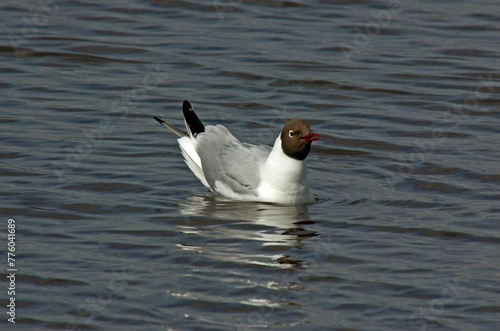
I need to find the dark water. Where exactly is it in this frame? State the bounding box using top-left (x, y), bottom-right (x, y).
top-left (1, 0), bottom-right (499, 330)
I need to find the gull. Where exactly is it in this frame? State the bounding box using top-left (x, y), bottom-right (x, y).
top-left (154, 100), bottom-right (320, 204)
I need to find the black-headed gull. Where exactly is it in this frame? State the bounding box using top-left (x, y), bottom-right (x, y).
top-left (154, 100), bottom-right (320, 204)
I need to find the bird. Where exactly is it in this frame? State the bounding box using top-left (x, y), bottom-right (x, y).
top-left (154, 100), bottom-right (320, 205)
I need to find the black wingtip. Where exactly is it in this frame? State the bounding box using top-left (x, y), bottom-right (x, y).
top-left (182, 100), bottom-right (205, 137)
top-left (154, 115), bottom-right (188, 137)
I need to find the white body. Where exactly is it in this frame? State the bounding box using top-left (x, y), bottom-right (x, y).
top-left (177, 125), bottom-right (314, 205)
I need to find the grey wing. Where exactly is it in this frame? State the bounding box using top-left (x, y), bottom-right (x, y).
top-left (217, 144), bottom-right (263, 193)
top-left (196, 125), bottom-right (271, 195)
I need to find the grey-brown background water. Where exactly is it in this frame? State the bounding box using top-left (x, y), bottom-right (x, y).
top-left (1, 1), bottom-right (499, 330)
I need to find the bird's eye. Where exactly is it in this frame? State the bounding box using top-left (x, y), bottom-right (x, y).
top-left (288, 130), bottom-right (294, 137)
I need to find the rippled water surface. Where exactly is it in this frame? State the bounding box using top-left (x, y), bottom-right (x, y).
top-left (1, 1), bottom-right (499, 330)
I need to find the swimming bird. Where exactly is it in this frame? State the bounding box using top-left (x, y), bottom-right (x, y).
top-left (154, 100), bottom-right (320, 204)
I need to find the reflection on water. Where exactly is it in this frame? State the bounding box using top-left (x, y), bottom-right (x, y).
top-left (179, 194), bottom-right (312, 228)
top-left (177, 194), bottom-right (318, 269)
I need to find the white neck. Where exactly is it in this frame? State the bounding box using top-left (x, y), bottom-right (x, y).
top-left (257, 135), bottom-right (313, 204)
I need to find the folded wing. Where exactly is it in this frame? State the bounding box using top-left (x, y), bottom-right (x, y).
top-left (195, 125), bottom-right (271, 196)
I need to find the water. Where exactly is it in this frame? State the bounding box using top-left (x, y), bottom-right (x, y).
top-left (1, 0), bottom-right (499, 330)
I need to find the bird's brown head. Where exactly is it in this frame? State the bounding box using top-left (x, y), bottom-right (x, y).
top-left (280, 118), bottom-right (320, 160)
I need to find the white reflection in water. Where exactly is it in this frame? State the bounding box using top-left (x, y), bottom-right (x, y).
top-left (177, 194), bottom-right (319, 268)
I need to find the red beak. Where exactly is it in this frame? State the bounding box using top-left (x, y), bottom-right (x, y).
top-left (301, 132), bottom-right (321, 142)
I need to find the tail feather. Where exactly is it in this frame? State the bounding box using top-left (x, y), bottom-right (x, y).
top-left (154, 101), bottom-right (210, 189)
top-left (178, 136), bottom-right (210, 189)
